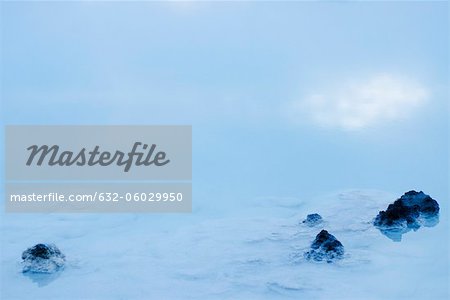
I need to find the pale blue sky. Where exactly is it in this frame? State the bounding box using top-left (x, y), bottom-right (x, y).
top-left (1, 1), bottom-right (448, 210)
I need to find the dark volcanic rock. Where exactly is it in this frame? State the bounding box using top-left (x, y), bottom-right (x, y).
top-left (374, 190), bottom-right (439, 241)
top-left (302, 213), bottom-right (323, 227)
top-left (22, 244), bottom-right (65, 273)
top-left (304, 230), bottom-right (344, 262)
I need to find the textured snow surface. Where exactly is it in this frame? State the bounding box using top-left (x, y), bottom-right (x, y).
top-left (1, 190), bottom-right (448, 299)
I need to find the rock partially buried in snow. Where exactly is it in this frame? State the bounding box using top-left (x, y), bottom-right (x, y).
top-left (22, 244), bottom-right (65, 273)
top-left (373, 190), bottom-right (439, 241)
top-left (302, 213), bottom-right (323, 227)
top-left (304, 230), bottom-right (344, 263)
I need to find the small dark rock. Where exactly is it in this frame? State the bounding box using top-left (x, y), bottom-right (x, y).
top-left (304, 230), bottom-right (344, 262)
top-left (374, 190), bottom-right (439, 241)
top-left (22, 244), bottom-right (65, 273)
top-left (302, 213), bottom-right (323, 227)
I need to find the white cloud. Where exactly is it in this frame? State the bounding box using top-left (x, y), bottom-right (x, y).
top-left (289, 74), bottom-right (429, 130)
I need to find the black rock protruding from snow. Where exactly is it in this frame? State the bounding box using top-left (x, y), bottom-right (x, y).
top-left (22, 244), bottom-right (65, 273)
top-left (373, 190), bottom-right (439, 242)
top-left (304, 230), bottom-right (344, 263)
top-left (302, 213), bottom-right (323, 227)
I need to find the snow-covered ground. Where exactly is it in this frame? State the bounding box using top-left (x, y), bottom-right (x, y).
top-left (1, 190), bottom-right (448, 300)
